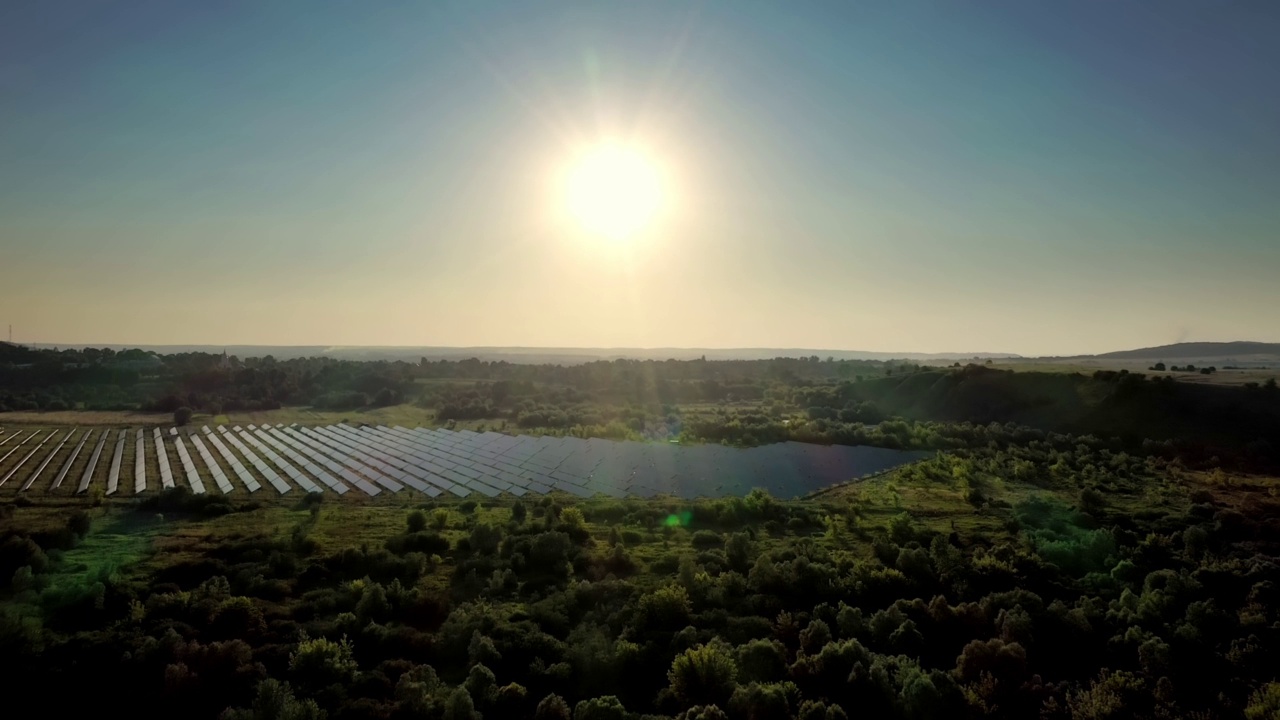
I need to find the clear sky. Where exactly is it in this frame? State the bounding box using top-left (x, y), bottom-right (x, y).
top-left (2, 1), bottom-right (1277, 356)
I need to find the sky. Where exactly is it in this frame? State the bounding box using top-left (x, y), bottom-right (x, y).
top-left (2, 1), bottom-right (1278, 357)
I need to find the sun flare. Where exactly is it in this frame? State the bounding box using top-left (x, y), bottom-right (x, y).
top-left (563, 143), bottom-right (664, 241)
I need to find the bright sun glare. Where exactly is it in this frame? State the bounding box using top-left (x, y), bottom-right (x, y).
top-left (564, 143), bottom-right (664, 241)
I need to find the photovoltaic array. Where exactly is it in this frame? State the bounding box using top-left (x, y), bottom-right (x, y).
top-left (0, 424), bottom-right (928, 499)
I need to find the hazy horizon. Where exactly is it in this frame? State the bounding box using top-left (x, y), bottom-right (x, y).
top-left (4, 2), bottom-right (1278, 356)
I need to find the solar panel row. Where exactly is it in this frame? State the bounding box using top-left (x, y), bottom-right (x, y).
top-left (0, 430), bottom-right (57, 488)
top-left (306, 426), bottom-right (410, 493)
top-left (2, 423), bottom-right (925, 500)
top-left (52, 430), bottom-right (90, 490)
top-left (356, 426), bottom-right (470, 496)
top-left (77, 429), bottom-right (110, 494)
top-left (106, 429), bottom-right (126, 495)
top-left (135, 430), bottom-right (146, 493)
top-left (240, 428), bottom-right (322, 494)
top-left (280, 427), bottom-right (382, 496)
top-left (0, 430), bottom-right (40, 468)
top-left (171, 436), bottom-right (206, 494)
top-left (204, 430), bottom-right (261, 492)
top-left (153, 428), bottom-right (176, 490)
top-left (219, 426), bottom-right (290, 494)
top-left (258, 427), bottom-right (353, 496)
top-left (326, 424), bottom-right (445, 497)
top-left (189, 434), bottom-right (234, 494)
top-left (21, 429), bottom-right (74, 492)
top-left (297, 426), bottom-right (404, 494)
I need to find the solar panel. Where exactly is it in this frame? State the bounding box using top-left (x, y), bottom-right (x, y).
top-left (0, 429), bottom-right (57, 488)
top-left (0, 430), bottom-right (40, 467)
top-left (171, 437), bottom-right (206, 494)
top-left (106, 429), bottom-right (127, 495)
top-left (273, 428), bottom-right (373, 496)
top-left (223, 429), bottom-right (289, 494)
top-left (134, 430), bottom-right (146, 493)
top-left (153, 430), bottom-right (176, 489)
top-left (21, 429), bottom-right (74, 492)
top-left (296, 427), bottom-right (402, 493)
top-left (77, 430), bottom-right (111, 494)
top-left (189, 435), bottom-right (234, 494)
top-left (241, 429), bottom-right (322, 494)
top-left (327, 425), bottom-right (444, 497)
top-left (204, 432), bottom-right (261, 493)
top-left (261, 429), bottom-right (353, 495)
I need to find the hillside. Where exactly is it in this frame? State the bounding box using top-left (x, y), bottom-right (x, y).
top-left (1093, 341), bottom-right (1280, 362)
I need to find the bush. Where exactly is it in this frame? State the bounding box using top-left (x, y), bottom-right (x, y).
top-left (385, 532), bottom-right (451, 556)
top-left (174, 407), bottom-right (193, 426)
top-left (407, 510), bottom-right (427, 533)
top-left (691, 530), bottom-right (724, 549)
top-left (67, 511), bottom-right (92, 539)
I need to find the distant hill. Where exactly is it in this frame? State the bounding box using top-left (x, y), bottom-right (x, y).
top-left (22, 344), bottom-right (1021, 364)
top-left (1093, 341), bottom-right (1280, 362)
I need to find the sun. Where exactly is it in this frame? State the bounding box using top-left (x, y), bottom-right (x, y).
top-left (563, 143), bottom-right (664, 241)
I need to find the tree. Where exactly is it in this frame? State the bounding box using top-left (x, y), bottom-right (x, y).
top-left (535, 693), bottom-right (572, 720)
top-left (355, 583), bottom-right (390, 624)
top-left (678, 707), bottom-right (729, 720)
top-left (736, 639), bottom-right (787, 684)
top-left (637, 584), bottom-right (692, 632)
top-left (175, 406), bottom-right (193, 426)
top-left (669, 643), bottom-right (738, 707)
top-left (444, 687), bottom-right (478, 720)
top-left (1246, 682), bottom-right (1280, 720)
top-left (290, 635), bottom-right (358, 691)
top-left (512, 500), bottom-right (527, 524)
top-left (222, 678), bottom-right (325, 720)
top-left (573, 695), bottom-right (627, 720)
top-left (954, 638), bottom-right (1027, 684)
top-left (464, 663), bottom-right (497, 706)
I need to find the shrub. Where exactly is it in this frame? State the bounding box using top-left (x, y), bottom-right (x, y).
top-left (67, 511), bottom-right (92, 539)
top-left (691, 530), bottom-right (724, 549)
top-left (175, 407), bottom-right (193, 426)
top-left (407, 510), bottom-right (427, 533)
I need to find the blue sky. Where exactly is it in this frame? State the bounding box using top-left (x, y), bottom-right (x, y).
top-left (2, 1), bottom-right (1277, 355)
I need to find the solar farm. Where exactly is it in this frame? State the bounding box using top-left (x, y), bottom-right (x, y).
top-left (0, 423), bottom-right (927, 500)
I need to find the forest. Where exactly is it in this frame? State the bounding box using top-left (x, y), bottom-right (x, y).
top-left (1, 436), bottom-right (1278, 719)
